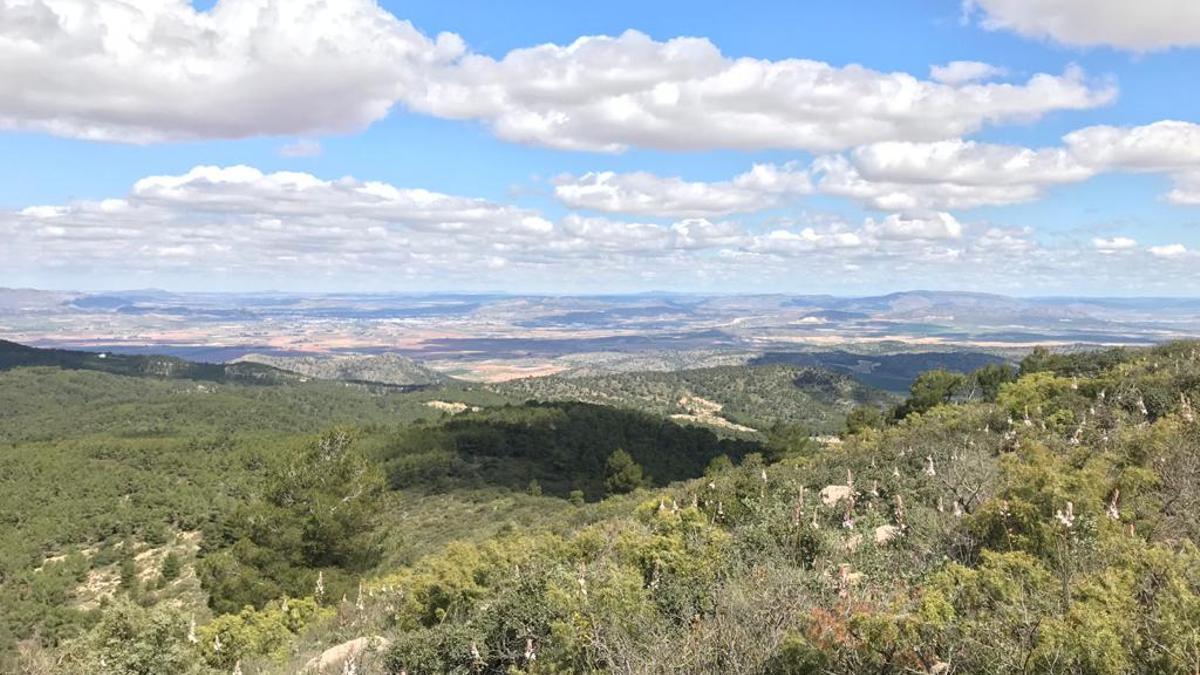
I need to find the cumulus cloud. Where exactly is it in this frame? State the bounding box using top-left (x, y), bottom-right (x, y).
top-left (967, 0), bottom-right (1200, 51)
top-left (554, 119), bottom-right (1200, 217)
top-left (814, 120), bottom-right (1200, 210)
top-left (565, 136), bottom-right (1100, 216)
top-left (1167, 173), bottom-right (1200, 205)
top-left (1063, 121), bottom-right (1200, 171)
top-left (813, 141), bottom-right (1091, 210)
top-left (6, 165), bottom-right (557, 285)
top-left (866, 213), bottom-right (964, 240)
top-left (6, 164), bottom-right (1192, 293)
top-left (1092, 236), bottom-right (1138, 252)
top-left (1063, 121), bottom-right (1200, 204)
top-left (7, 166), bottom-right (775, 284)
top-left (930, 61), bottom-right (1006, 85)
top-left (0, 0), bottom-right (464, 142)
top-left (0, 2), bottom-right (1115, 149)
top-left (405, 32), bottom-right (1114, 152)
top-left (124, 165), bottom-right (551, 235)
top-left (280, 140), bottom-right (323, 158)
top-left (1148, 243), bottom-right (1188, 257)
top-left (553, 163), bottom-right (810, 217)
top-left (749, 227), bottom-right (865, 255)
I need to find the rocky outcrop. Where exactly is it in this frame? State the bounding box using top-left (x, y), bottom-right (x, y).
top-left (303, 636), bottom-right (391, 673)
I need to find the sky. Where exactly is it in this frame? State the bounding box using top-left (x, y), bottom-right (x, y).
top-left (2, 0), bottom-right (1200, 296)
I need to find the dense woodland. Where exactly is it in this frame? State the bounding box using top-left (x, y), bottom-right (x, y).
top-left (3, 341), bottom-right (1200, 673)
top-left (491, 364), bottom-right (890, 434)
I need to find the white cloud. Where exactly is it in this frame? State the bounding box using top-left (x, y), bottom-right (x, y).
top-left (2, 165), bottom-right (559, 284)
top-left (126, 165), bottom-right (547, 234)
top-left (866, 213), bottom-right (964, 241)
top-left (555, 133), bottom-right (1111, 217)
top-left (751, 227), bottom-right (865, 255)
top-left (1064, 121), bottom-right (1200, 204)
top-left (813, 140), bottom-right (1092, 210)
top-left (1092, 236), bottom-right (1137, 251)
top-left (670, 218), bottom-right (748, 249)
top-left (551, 119), bottom-right (1200, 218)
top-left (280, 140), bottom-right (323, 158)
top-left (20, 205), bottom-right (68, 218)
top-left (5, 166), bottom-right (769, 282)
top-left (814, 120), bottom-right (1200, 210)
top-left (1063, 121), bottom-right (1200, 171)
top-left (0, 0), bottom-right (463, 142)
top-left (973, 226), bottom-right (1039, 253)
top-left (406, 31), bottom-right (1114, 152)
top-left (968, 0), bottom-right (1200, 51)
top-left (553, 163), bottom-right (810, 217)
top-left (930, 61), bottom-right (1006, 85)
top-left (6, 165), bottom-right (1195, 293)
top-left (848, 140), bottom-right (1089, 186)
top-left (1148, 243), bottom-right (1187, 257)
top-left (1168, 172), bottom-right (1200, 205)
top-left (0, 4), bottom-right (1116, 149)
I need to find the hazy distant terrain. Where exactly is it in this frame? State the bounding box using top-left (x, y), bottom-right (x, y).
top-left (234, 352), bottom-right (450, 387)
top-left (750, 349), bottom-right (1009, 392)
top-left (2, 288), bottom-right (1194, 385)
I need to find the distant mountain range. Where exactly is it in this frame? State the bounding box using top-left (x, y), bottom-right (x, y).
top-left (4, 288), bottom-right (1196, 386)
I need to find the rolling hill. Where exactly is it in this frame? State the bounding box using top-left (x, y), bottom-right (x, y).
top-left (490, 363), bottom-right (893, 434)
top-left (234, 352), bottom-right (450, 387)
top-left (751, 349), bottom-right (1010, 392)
top-left (0, 339), bottom-right (300, 385)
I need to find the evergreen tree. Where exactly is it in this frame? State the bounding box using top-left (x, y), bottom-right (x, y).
top-left (160, 552), bottom-right (181, 582)
top-left (199, 429), bottom-right (385, 613)
top-left (604, 448), bottom-right (644, 495)
top-left (844, 405), bottom-right (885, 434)
top-left (119, 549), bottom-right (138, 595)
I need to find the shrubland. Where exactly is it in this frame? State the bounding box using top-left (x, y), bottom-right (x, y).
top-left (4, 341), bottom-right (1200, 673)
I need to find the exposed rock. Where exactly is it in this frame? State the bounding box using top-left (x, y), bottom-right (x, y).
top-left (303, 636), bottom-right (392, 673)
top-left (874, 524), bottom-right (901, 545)
top-left (425, 400), bottom-right (479, 415)
top-left (820, 484), bottom-right (853, 506)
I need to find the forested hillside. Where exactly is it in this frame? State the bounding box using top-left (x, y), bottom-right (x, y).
top-left (491, 364), bottom-right (891, 435)
top-left (5, 342), bottom-right (1200, 674)
top-left (234, 352), bottom-right (451, 387)
top-left (0, 339), bottom-right (299, 385)
top-left (0, 356), bottom-right (764, 668)
top-left (750, 349), bottom-right (1010, 393)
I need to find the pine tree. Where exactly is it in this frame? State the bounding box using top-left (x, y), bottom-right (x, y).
top-left (604, 448), bottom-right (644, 495)
top-left (160, 551), bottom-right (181, 582)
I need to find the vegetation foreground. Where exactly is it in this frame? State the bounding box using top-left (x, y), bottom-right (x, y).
top-left (3, 342), bottom-right (1200, 673)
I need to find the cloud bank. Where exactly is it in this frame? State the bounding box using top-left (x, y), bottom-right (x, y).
top-left (968, 0), bottom-right (1200, 51)
top-left (4, 165), bottom-right (1193, 292)
top-left (0, 1), bottom-right (1114, 149)
top-left (559, 120), bottom-right (1200, 215)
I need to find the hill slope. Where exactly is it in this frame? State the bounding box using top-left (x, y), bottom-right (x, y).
top-left (490, 363), bottom-right (892, 434)
top-left (0, 361), bottom-right (756, 660)
top-left (234, 352), bottom-right (449, 387)
top-left (25, 339), bottom-right (1200, 674)
top-left (0, 339), bottom-right (299, 385)
top-left (752, 349), bottom-right (1010, 392)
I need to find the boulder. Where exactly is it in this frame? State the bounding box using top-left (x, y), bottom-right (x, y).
top-left (820, 484), bottom-right (853, 506)
top-left (303, 636), bottom-right (391, 673)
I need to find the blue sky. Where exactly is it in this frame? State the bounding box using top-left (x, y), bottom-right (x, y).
top-left (2, 0), bottom-right (1200, 294)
